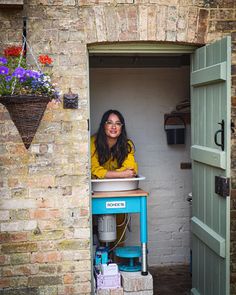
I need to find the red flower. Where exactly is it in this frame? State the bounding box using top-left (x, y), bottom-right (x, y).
top-left (38, 55), bottom-right (53, 65)
top-left (4, 46), bottom-right (23, 57)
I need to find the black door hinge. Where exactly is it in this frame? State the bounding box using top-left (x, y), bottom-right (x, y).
top-left (215, 176), bottom-right (230, 197)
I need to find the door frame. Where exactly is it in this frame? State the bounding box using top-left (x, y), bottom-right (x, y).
top-left (88, 42), bottom-right (197, 54)
top-left (87, 41), bottom-right (198, 293)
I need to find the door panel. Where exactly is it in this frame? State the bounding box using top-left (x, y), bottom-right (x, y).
top-left (191, 37), bottom-right (231, 295)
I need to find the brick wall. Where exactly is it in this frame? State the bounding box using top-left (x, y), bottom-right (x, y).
top-left (0, 0), bottom-right (235, 294)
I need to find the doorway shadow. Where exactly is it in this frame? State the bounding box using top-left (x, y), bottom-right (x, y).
top-left (149, 264), bottom-right (191, 295)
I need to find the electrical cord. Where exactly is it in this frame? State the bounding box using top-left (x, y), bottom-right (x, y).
top-left (117, 213), bottom-right (127, 227)
top-left (109, 215), bottom-right (131, 253)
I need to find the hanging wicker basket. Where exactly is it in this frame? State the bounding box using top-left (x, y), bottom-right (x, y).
top-left (0, 95), bottom-right (50, 149)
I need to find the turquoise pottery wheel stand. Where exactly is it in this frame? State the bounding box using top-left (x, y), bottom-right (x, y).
top-left (115, 246), bottom-right (141, 272)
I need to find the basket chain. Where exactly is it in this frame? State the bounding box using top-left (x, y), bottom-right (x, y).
top-left (11, 34), bottom-right (43, 95)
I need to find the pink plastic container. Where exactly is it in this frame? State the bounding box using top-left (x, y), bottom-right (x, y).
top-left (96, 273), bottom-right (121, 290)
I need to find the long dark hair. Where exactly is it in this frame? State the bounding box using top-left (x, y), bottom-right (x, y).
top-left (95, 110), bottom-right (132, 167)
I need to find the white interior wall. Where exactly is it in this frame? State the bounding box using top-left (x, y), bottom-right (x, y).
top-left (90, 67), bottom-right (192, 266)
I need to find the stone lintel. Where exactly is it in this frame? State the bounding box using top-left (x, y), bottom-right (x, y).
top-left (0, 0), bottom-right (23, 8)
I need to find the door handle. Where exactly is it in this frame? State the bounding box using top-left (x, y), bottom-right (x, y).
top-left (214, 120), bottom-right (224, 151)
top-left (231, 120), bottom-right (235, 134)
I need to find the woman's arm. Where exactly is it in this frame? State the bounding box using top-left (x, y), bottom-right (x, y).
top-left (92, 152), bottom-right (136, 178)
top-left (115, 140), bottom-right (138, 175)
top-left (91, 136), bottom-right (108, 179)
top-left (105, 168), bottom-right (136, 179)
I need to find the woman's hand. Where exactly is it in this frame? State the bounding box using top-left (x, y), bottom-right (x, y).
top-left (105, 168), bottom-right (136, 179)
top-left (121, 168), bottom-right (136, 178)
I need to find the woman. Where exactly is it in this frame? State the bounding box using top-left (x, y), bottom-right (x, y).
top-left (91, 109), bottom-right (138, 179)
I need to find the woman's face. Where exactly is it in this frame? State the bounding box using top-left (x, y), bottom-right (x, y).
top-left (104, 113), bottom-right (123, 140)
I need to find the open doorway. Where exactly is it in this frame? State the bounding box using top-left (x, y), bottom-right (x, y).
top-left (89, 52), bottom-right (192, 294)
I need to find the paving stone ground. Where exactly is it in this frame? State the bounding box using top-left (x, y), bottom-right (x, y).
top-left (149, 264), bottom-right (191, 295)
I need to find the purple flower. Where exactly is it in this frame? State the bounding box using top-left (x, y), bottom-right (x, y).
top-left (0, 66), bottom-right (9, 75)
top-left (25, 70), bottom-right (34, 78)
top-left (0, 57), bottom-right (7, 64)
top-left (31, 79), bottom-right (41, 89)
top-left (54, 91), bottom-right (60, 99)
top-left (5, 75), bottom-right (12, 82)
top-left (19, 76), bottom-right (27, 83)
top-left (25, 70), bottom-right (40, 79)
top-left (32, 71), bottom-right (41, 79)
top-left (12, 67), bottom-right (26, 78)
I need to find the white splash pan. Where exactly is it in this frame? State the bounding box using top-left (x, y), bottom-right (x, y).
top-left (91, 175), bottom-right (145, 192)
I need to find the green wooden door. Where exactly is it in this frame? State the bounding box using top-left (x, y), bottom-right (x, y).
top-left (191, 37), bottom-right (231, 295)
